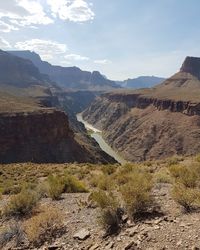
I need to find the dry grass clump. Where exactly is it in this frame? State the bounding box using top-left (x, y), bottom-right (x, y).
top-left (90, 190), bottom-right (118, 209)
top-left (97, 174), bottom-right (114, 191)
top-left (62, 174), bottom-right (88, 193)
top-left (120, 171), bottom-right (154, 219)
top-left (169, 164), bottom-right (200, 211)
top-left (154, 168), bottom-right (172, 184)
top-left (23, 205), bottom-right (65, 247)
top-left (47, 174), bottom-right (88, 200)
top-left (101, 165), bottom-right (117, 175)
top-left (172, 184), bottom-right (200, 212)
top-left (90, 164), bottom-right (156, 232)
top-left (47, 175), bottom-right (65, 200)
top-left (90, 190), bottom-right (121, 234)
top-left (169, 164), bottom-right (198, 188)
top-left (4, 189), bottom-right (39, 217)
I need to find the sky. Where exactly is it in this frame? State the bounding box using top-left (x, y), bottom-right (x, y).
top-left (0, 0), bottom-right (200, 80)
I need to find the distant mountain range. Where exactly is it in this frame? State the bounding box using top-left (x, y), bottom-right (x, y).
top-left (8, 50), bottom-right (120, 91)
top-left (116, 76), bottom-right (165, 89)
top-left (6, 50), bottom-right (167, 91)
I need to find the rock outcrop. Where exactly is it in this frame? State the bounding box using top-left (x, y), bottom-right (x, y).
top-left (83, 57), bottom-right (200, 161)
top-left (0, 105), bottom-right (114, 164)
top-left (180, 56), bottom-right (200, 78)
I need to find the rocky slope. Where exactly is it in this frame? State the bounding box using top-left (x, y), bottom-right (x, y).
top-left (8, 50), bottom-right (120, 90)
top-left (83, 57), bottom-right (200, 161)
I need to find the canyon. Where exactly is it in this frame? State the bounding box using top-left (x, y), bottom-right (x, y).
top-left (0, 50), bottom-right (115, 164)
top-left (83, 56), bottom-right (200, 162)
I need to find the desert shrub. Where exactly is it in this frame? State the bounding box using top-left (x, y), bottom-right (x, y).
top-left (172, 184), bottom-right (200, 212)
top-left (154, 168), bottom-right (172, 184)
top-left (36, 182), bottom-right (49, 199)
top-left (90, 190), bottom-right (121, 234)
top-left (47, 175), bottom-right (64, 200)
top-left (167, 156), bottom-right (181, 166)
top-left (0, 222), bottom-right (24, 248)
top-left (4, 189), bottom-right (39, 217)
top-left (115, 164), bottom-right (149, 186)
top-left (196, 154), bottom-right (200, 163)
top-left (101, 165), bottom-right (117, 175)
top-left (100, 208), bottom-right (121, 234)
top-left (90, 190), bottom-right (118, 209)
top-left (23, 205), bottom-right (65, 247)
top-left (169, 164), bottom-right (198, 188)
top-left (1, 180), bottom-right (21, 195)
top-left (120, 172), bottom-right (153, 219)
top-left (47, 174), bottom-right (87, 200)
top-left (62, 174), bottom-right (88, 193)
top-left (89, 174), bottom-right (100, 187)
top-left (97, 174), bottom-right (114, 191)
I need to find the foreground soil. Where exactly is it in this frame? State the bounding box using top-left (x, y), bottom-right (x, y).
top-left (0, 158), bottom-right (200, 250)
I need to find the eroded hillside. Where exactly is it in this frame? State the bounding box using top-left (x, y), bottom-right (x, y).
top-left (83, 57), bottom-right (200, 161)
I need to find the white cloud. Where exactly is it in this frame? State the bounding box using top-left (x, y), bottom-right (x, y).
top-left (0, 37), bottom-right (11, 49)
top-left (0, 0), bottom-right (95, 32)
top-left (47, 0), bottom-right (95, 22)
top-left (0, 20), bottom-right (19, 32)
top-left (16, 0), bottom-right (53, 26)
top-left (15, 39), bottom-right (67, 60)
top-left (64, 53), bottom-right (89, 61)
top-left (0, 0), bottom-right (53, 32)
top-left (94, 59), bottom-right (112, 65)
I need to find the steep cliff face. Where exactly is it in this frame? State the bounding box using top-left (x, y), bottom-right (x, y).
top-left (0, 107), bottom-right (114, 164)
top-left (180, 56), bottom-right (200, 78)
top-left (83, 57), bottom-right (200, 161)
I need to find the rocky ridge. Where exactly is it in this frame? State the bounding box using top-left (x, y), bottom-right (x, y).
top-left (8, 50), bottom-right (120, 90)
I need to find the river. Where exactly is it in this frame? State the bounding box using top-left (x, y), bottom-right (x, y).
top-left (76, 113), bottom-right (126, 165)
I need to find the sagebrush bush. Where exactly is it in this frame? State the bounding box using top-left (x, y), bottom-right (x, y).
top-left (47, 175), bottom-right (64, 200)
top-left (90, 190), bottom-right (118, 209)
top-left (154, 168), bottom-right (172, 184)
top-left (120, 172), bottom-right (153, 219)
top-left (47, 174), bottom-right (88, 200)
top-left (114, 163), bottom-right (149, 185)
top-left (62, 174), bottom-right (88, 193)
top-left (97, 174), bottom-right (114, 191)
top-left (4, 189), bottom-right (39, 217)
top-left (169, 164), bottom-right (198, 188)
top-left (172, 184), bottom-right (200, 212)
top-left (90, 190), bottom-right (121, 234)
top-left (23, 205), bottom-right (65, 247)
top-left (101, 165), bottom-right (117, 175)
top-left (36, 182), bottom-right (49, 199)
top-left (89, 174), bottom-right (100, 187)
top-left (1, 180), bottom-right (21, 195)
top-left (100, 208), bottom-right (121, 234)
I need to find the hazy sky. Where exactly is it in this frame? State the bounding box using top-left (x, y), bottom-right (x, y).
top-left (0, 0), bottom-right (200, 80)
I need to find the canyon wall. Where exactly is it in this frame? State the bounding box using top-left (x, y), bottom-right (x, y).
top-left (0, 108), bottom-right (114, 164)
top-left (83, 92), bottom-right (200, 162)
